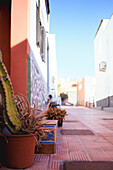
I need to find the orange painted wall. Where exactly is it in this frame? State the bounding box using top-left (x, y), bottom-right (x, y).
top-left (0, 0), bottom-right (11, 74)
top-left (77, 78), bottom-right (94, 107)
top-left (77, 78), bottom-right (85, 106)
top-left (10, 0), bottom-right (30, 96)
top-left (82, 78), bottom-right (85, 106)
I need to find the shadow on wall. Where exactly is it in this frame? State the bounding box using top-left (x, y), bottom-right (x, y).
top-left (3, 39), bottom-right (47, 110)
top-left (11, 39), bottom-right (28, 97)
top-left (0, 0), bottom-right (11, 74)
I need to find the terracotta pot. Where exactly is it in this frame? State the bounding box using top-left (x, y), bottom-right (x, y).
top-left (4, 134), bottom-right (36, 169)
top-left (0, 135), bottom-right (5, 167)
top-left (58, 119), bottom-right (63, 127)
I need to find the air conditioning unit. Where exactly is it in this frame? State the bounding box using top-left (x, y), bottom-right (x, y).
top-left (99, 61), bottom-right (107, 72)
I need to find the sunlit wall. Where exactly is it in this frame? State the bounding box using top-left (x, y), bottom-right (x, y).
top-left (95, 15), bottom-right (113, 107)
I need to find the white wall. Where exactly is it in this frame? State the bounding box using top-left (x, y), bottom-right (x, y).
top-left (85, 76), bottom-right (95, 103)
top-left (48, 34), bottom-right (57, 97)
top-left (68, 88), bottom-right (77, 105)
top-left (30, 0), bottom-right (49, 82)
top-left (29, 0), bottom-right (50, 108)
top-left (95, 15), bottom-right (113, 103)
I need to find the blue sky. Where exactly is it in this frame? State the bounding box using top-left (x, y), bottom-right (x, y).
top-left (49, 0), bottom-right (113, 81)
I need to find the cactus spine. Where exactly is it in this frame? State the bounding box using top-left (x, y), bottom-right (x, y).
top-left (0, 51), bottom-right (21, 133)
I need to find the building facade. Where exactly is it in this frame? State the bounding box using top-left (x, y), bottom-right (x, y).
top-left (94, 15), bottom-right (113, 108)
top-left (77, 76), bottom-right (95, 107)
top-left (0, 0), bottom-right (50, 110)
top-left (57, 78), bottom-right (78, 105)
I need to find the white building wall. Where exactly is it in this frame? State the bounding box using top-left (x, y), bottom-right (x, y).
top-left (84, 76), bottom-right (95, 103)
top-left (95, 15), bottom-right (113, 105)
top-left (48, 34), bottom-right (57, 97)
top-left (68, 88), bottom-right (77, 106)
top-left (30, 0), bottom-right (49, 81)
top-left (29, 0), bottom-right (49, 109)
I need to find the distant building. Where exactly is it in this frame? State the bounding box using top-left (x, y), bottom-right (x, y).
top-left (67, 84), bottom-right (77, 106)
top-left (77, 76), bottom-right (95, 107)
top-left (57, 78), bottom-right (79, 105)
top-left (94, 14), bottom-right (113, 108)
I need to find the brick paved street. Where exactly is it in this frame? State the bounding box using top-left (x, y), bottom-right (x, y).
top-left (3, 106), bottom-right (113, 170)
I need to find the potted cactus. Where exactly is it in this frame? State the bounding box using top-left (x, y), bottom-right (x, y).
top-left (46, 107), bottom-right (67, 127)
top-left (0, 51), bottom-right (46, 169)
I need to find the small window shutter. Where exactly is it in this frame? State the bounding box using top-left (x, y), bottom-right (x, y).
top-left (40, 26), bottom-right (45, 62)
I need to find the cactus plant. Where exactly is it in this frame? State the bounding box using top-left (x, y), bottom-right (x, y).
top-left (0, 51), bottom-right (21, 133)
top-left (0, 51), bottom-right (48, 136)
top-left (0, 51), bottom-right (49, 168)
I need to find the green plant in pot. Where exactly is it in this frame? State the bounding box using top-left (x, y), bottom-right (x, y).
top-left (46, 107), bottom-right (67, 127)
top-left (0, 51), bottom-right (46, 169)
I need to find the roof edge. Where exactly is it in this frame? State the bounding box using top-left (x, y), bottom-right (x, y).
top-left (95, 20), bottom-right (103, 37)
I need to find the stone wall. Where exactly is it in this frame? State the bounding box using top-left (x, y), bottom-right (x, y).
top-left (30, 58), bottom-right (47, 110)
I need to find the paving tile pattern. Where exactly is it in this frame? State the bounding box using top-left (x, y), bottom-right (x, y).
top-left (61, 129), bottom-right (95, 135)
top-left (3, 106), bottom-right (113, 170)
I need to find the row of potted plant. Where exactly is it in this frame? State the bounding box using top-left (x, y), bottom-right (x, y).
top-left (0, 51), bottom-right (67, 169)
top-left (0, 52), bottom-right (47, 169)
top-left (46, 107), bottom-right (67, 127)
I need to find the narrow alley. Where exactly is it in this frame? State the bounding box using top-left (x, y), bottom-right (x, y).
top-left (25, 106), bottom-right (113, 170)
